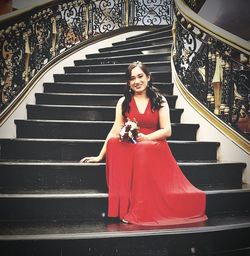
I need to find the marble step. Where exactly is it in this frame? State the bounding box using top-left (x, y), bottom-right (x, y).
top-left (0, 139), bottom-right (219, 161)
top-left (0, 161), bottom-right (245, 192)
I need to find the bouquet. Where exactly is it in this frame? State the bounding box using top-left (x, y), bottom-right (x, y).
top-left (119, 118), bottom-right (139, 144)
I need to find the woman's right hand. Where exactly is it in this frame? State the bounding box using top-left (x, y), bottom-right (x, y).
top-left (79, 156), bottom-right (102, 163)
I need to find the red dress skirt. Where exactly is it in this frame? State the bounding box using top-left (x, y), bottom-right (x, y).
top-left (106, 97), bottom-right (207, 226)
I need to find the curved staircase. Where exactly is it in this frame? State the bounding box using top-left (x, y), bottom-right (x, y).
top-left (0, 26), bottom-right (250, 256)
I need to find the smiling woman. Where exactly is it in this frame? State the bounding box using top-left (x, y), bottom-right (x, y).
top-left (80, 61), bottom-right (208, 226)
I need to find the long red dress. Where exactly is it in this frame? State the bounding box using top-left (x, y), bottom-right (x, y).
top-left (106, 97), bottom-right (208, 226)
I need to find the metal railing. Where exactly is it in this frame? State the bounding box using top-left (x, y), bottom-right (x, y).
top-left (173, 0), bottom-right (250, 142)
top-left (0, 0), bottom-right (173, 118)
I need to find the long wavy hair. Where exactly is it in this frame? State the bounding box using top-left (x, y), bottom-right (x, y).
top-left (122, 61), bottom-right (164, 117)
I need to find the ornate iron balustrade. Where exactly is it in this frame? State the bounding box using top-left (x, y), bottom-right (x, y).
top-left (173, 4), bottom-right (250, 141)
top-left (0, 0), bottom-right (173, 116)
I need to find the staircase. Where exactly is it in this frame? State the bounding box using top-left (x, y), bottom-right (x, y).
top-left (0, 26), bottom-right (250, 256)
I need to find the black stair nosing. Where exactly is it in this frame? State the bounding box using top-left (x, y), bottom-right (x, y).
top-left (57, 70), bottom-right (171, 76)
top-left (71, 60), bottom-right (170, 68)
top-left (0, 216), bottom-right (250, 241)
top-left (43, 81), bottom-right (173, 86)
top-left (26, 104), bottom-right (182, 111)
top-left (0, 160), bottom-right (246, 168)
top-left (101, 37), bottom-right (173, 52)
top-left (125, 27), bottom-right (172, 41)
top-left (1, 188), bottom-right (250, 198)
top-left (0, 138), bottom-right (219, 144)
top-left (74, 51), bottom-right (171, 65)
top-left (116, 30), bottom-right (173, 45)
top-left (0, 138), bottom-right (219, 161)
top-left (84, 50), bottom-right (171, 60)
top-left (53, 71), bottom-right (172, 82)
top-left (25, 105), bottom-right (183, 122)
top-left (42, 82), bottom-right (174, 94)
top-left (65, 62), bottom-right (171, 73)
top-left (15, 121), bottom-right (197, 140)
top-left (33, 94), bottom-right (177, 108)
top-left (85, 43), bottom-right (172, 58)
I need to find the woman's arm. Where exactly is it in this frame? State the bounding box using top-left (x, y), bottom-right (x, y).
top-left (137, 97), bottom-right (172, 142)
top-left (80, 97), bottom-right (125, 163)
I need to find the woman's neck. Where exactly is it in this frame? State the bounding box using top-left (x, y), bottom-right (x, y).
top-left (134, 91), bottom-right (148, 99)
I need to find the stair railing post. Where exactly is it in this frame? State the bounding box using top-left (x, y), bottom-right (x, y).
top-left (85, 2), bottom-right (90, 39)
top-left (24, 32), bottom-right (31, 83)
top-left (125, 0), bottom-right (129, 27)
top-left (51, 16), bottom-right (57, 57)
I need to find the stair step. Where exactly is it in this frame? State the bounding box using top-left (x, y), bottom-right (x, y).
top-left (43, 82), bottom-right (174, 95)
top-left (65, 61), bottom-right (171, 73)
top-left (35, 93), bottom-right (177, 108)
top-left (0, 139), bottom-right (219, 161)
top-left (0, 161), bottom-right (245, 192)
top-left (26, 105), bottom-right (183, 122)
top-left (74, 52), bottom-right (171, 65)
top-left (0, 215), bottom-right (250, 256)
top-left (15, 120), bottom-right (198, 140)
top-left (85, 44), bottom-right (171, 59)
top-left (114, 29), bottom-right (173, 45)
top-left (0, 189), bottom-right (249, 222)
top-left (100, 36), bottom-right (173, 52)
top-left (54, 71), bottom-right (171, 83)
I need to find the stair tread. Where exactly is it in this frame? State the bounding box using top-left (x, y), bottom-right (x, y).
top-left (0, 160), bottom-right (245, 166)
top-left (88, 42), bottom-right (171, 55)
top-left (1, 187), bottom-right (250, 197)
top-left (0, 214), bottom-right (249, 240)
top-left (69, 61), bottom-right (170, 68)
top-left (0, 138), bottom-right (219, 144)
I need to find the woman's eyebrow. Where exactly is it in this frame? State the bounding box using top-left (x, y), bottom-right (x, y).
top-left (130, 73), bottom-right (144, 78)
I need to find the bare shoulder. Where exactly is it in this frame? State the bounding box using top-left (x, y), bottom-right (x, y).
top-left (160, 95), bottom-right (169, 108)
top-left (117, 96), bottom-right (125, 106)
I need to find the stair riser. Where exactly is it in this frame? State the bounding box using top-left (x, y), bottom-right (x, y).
top-left (100, 37), bottom-right (172, 52)
top-left (86, 46), bottom-right (171, 59)
top-left (43, 83), bottom-right (174, 95)
top-left (181, 164), bottom-right (244, 190)
top-left (1, 229), bottom-right (250, 256)
top-left (65, 63), bottom-right (171, 73)
top-left (74, 53), bottom-right (170, 65)
top-left (54, 72), bottom-right (171, 83)
top-left (0, 192), bottom-right (249, 222)
top-left (0, 165), bottom-right (107, 192)
top-left (35, 94), bottom-right (177, 107)
top-left (0, 140), bottom-right (218, 161)
top-left (26, 106), bottom-right (183, 123)
top-left (206, 191), bottom-right (250, 216)
top-left (16, 122), bottom-right (197, 140)
top-left (114, 30), bottom-right (172, 45)
top-left (0, 164), bottom-right (244, 192)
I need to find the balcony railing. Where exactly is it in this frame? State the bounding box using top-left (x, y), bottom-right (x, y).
top-left (0, 0), bottom-right (173, 119)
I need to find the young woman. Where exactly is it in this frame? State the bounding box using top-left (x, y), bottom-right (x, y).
top-left (80, 61), bottom-right (207, 226)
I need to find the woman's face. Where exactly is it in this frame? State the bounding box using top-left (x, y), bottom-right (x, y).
top-left (129, 66), bottom-right (150, 94)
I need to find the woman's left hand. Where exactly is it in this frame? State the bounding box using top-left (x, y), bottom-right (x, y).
top-left (137, 133), bottom-right (149, 142)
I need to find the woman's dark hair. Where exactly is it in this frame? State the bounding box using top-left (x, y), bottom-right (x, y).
top-left (122, 61), bottom-right (165, 117)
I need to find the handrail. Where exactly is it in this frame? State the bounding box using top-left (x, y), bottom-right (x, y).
top-left (173, 0), bottom-right (250, 144)
top-left (175, 0), bottom-right (250, 55)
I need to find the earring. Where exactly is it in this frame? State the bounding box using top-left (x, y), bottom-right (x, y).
top-left (129, 87), bottom-right (132, 93)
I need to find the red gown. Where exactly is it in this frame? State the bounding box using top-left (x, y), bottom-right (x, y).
top-left (106, 97), bottom-right (208, 226)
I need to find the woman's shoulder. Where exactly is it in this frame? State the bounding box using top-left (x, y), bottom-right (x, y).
top-left (117, 96), bottom-right (125, 105)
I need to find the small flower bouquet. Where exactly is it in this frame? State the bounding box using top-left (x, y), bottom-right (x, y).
top-left (120, 118), bottom-right (139, 144)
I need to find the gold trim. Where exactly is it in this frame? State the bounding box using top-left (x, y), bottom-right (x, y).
top-left (171, 54), bottom-right (250, 154)
top-left (175, 0), bottom-right (250, 55)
